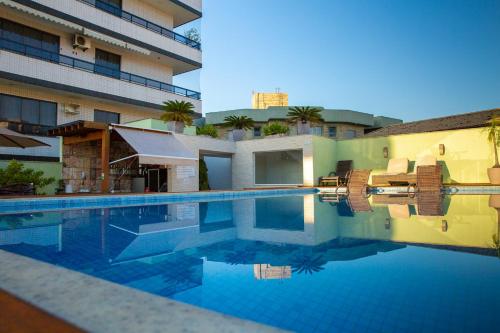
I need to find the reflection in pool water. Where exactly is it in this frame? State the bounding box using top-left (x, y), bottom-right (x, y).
top-left (0, 194), bottom-right (499, 332)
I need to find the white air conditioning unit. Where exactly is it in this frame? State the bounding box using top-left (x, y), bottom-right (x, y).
top-left (64, 103), bottom-right (80, 115)
top-left (72, 34), bottom-right (90, 51)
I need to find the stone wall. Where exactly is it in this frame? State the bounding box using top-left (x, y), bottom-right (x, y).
top-left (62, 141), bottom-right (101, 193)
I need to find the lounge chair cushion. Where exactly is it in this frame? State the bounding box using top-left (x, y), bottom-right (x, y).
top-left (415, 155), bottom-right (437, 167)
top-left (386, 158), bottom-right (409, 174)
top-left (388, 204), bottom-right (411, 218)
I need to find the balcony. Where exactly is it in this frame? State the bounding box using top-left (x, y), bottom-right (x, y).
top-left (0, 38), bottom-right (201, 111)
top-left (27, 0), bottom-right (202, 72)
top-left (79, 0), bottom-right (201, 50)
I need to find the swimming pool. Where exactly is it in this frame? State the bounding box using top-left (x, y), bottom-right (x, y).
top-left (1, 193), bottom-right (499, 332)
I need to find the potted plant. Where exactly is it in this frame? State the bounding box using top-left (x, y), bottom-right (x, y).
top-left (223, 115), bottom-right (254, 141)
top-left (160, 100), bottom-right (195, 133)
top-left (287, 106), bottom-right (324, 135)
top-left (196, 124), bottom-right (218, 138)
top-left (485, 115), bottom-right (500, 184)
top-left (263, 122), bottom-right (289, 137)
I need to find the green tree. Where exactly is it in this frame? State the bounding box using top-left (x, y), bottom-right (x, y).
top-left (287, 106), bottom-right (324, 135)
top-left (223, 115), bottom-right (255, 141)
top-left (161, 100), bottom-right (195, 133)
top-left (222, 115), bottom-right (255, 130)
top-left (485, 114), bottom-right (500, 167)
top-left (0, 160), bottom-right (55, 194)
top-left (184, 27), bottom-right (201, 43)
top-left (199, 159), bottom-right (210, 190)
top-left (196, 124), bottom-right (218, 138)
top-left (263, 122), bottom-right (289, 136)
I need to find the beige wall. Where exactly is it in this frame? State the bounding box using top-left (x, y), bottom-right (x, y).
top-left (31, 0), bottom-right (201, 64)
top-left (0, 51), bottom-right (201, 113)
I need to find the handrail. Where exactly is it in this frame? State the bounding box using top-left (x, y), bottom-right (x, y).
top-left (78, 0), bottom-right (201, 50)
top-left (0, 37), bottom-right (201, 100)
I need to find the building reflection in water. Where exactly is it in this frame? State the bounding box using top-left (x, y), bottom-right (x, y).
top-left (0, 193), bottom-right (499, 296)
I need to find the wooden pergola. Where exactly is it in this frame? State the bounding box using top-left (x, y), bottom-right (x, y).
top-left (49, 121), bottom-right (110, 193)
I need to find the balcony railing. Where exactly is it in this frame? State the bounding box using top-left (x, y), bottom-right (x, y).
top-left (78, 0), bottom-right (201, 50)
top-left (0, 38), bottom-right (201, 100)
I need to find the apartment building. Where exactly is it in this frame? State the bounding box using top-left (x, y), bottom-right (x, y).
top-left (0, 0), bottom-right (202, 151)
top-left (206, 106), bottom-right (402, 140)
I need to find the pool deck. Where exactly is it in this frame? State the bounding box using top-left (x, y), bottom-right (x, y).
top-left (0, 250), bottom-right (286, 333)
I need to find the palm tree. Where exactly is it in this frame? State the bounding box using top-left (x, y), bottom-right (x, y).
top-left (485, 113), bottom-right (500, 184)
top-left (287, 106), bottom-right (324, 135)
top-left (223, 115), bottom-right (254, 141)
top-left (161, 100), bottom-right (195, 133)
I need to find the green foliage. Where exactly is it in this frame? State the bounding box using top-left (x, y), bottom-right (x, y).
top-left (0, 160), bottom-right (55, 194)
top-left (199, 159), bottom-right (210, 191)
top-left (196, 124), bottom-right (218, 138)
top-left (160, 100), bottom-right (195, 126)
top-left (223, 115), bottom-right (254, 130)
top-left (184, 27), bottom-right (201, 43)
top-left (483, 112), bottom-right (500, 167)
top-left (263, 122), bottom-right (289, 136)
top-left (287, 106), bottom-right (324, 124)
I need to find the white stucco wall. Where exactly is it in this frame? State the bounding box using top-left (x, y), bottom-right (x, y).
top-left (232, 135), bottom-right (315, 189)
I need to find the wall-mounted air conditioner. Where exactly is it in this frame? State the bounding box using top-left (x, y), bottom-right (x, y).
top-left (72, 34), bottom-right (90, 51)
top-left (64, 103), bottom-right (81, 115)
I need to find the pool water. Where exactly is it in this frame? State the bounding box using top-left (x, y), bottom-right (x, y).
top-left (1, 194), bottom-right (499, 333)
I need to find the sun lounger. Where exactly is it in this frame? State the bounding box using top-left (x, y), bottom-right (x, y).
top-left (319, 160), bottom-right (353, 187)
top-left (346, 169), bottom-right (371, 196)
top-left (372, 158), bottom-right (410, 186)
top-left (372, 155), bottom-right (437, 186)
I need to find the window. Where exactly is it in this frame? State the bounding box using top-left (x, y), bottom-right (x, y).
top-left (0, 93), bottom-right (57, 127)
top-left (253, 127), bottom-right (261, 137)
top-left (95, 49), bottom-right (121, 79)
top-left (328, 126), bottom-right (337, 137)
top-left (0, 18), bottom-right (59, 55)
top-left (255, 150), bottom-right (303, 185)
top-left (344, 129), bottom-right (357, 139)
top-left (311, 126), bottom-right (323, 136)
top-left (94, 110), bottom-right (120, 124)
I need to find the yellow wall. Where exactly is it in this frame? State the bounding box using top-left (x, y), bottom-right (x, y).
top-left (251, 92), bottom-right (288, 109)
top-left (335, 195), bottom-right (499, 249)
top-left (335, 127), bottom-right (494, 184)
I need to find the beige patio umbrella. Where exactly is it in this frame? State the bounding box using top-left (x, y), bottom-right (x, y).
top-left (0, 127), bottom-right (50, 148)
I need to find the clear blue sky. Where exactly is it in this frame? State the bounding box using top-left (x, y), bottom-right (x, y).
top-left (175, 0), bottom-right (500, 121)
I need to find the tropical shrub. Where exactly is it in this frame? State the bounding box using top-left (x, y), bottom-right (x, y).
top-left (484, 114), bottom-right (500, 168)
top-left (160, 100), bottom-right (195, 126)
top-left (0, 160), bottom-right (55, 194)
top-left (263, 122), bottom-right (289, 136)
top-left (222, 115), bottom-right (254, 130)
top-left (287, 106), bottom-right (324, 124)
top-left (199, 159), bottom-right (210, 191)
top-left (196, 124), bottom-right (218, 138)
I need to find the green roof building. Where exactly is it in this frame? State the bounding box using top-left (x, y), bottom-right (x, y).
top-left (205, 106), bottom-right (402, 140)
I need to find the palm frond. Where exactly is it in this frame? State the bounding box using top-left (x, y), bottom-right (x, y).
top-left (161, 100), bottom-right (195, 126)
top-left (223, 115), bottom-right (255, 130)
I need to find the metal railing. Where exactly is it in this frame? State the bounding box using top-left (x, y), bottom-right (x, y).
top-left (0, 38), bottom-right (201, 100)
top-left (79, 0), bottom-right (201, 50)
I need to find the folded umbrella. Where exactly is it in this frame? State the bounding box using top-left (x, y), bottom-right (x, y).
top-left (0, 127), bottom-right (50, 148)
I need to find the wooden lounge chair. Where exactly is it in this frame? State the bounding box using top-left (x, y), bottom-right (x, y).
top-left (372, 155), bottom-right (437, 187)
top-left (416, 164), bottom-right (442, 193)
top-left (346, 169), bottom-right (371, 196)
top-left (319, 160), bottom-right (353, 187)
top-left (416, 191), bottom-right (444, 216)
top-left (372, 158), bottom-right (410, 186)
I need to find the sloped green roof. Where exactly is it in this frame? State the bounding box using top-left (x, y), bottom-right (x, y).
top-left (205, 106), bottom-right (397, 127)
